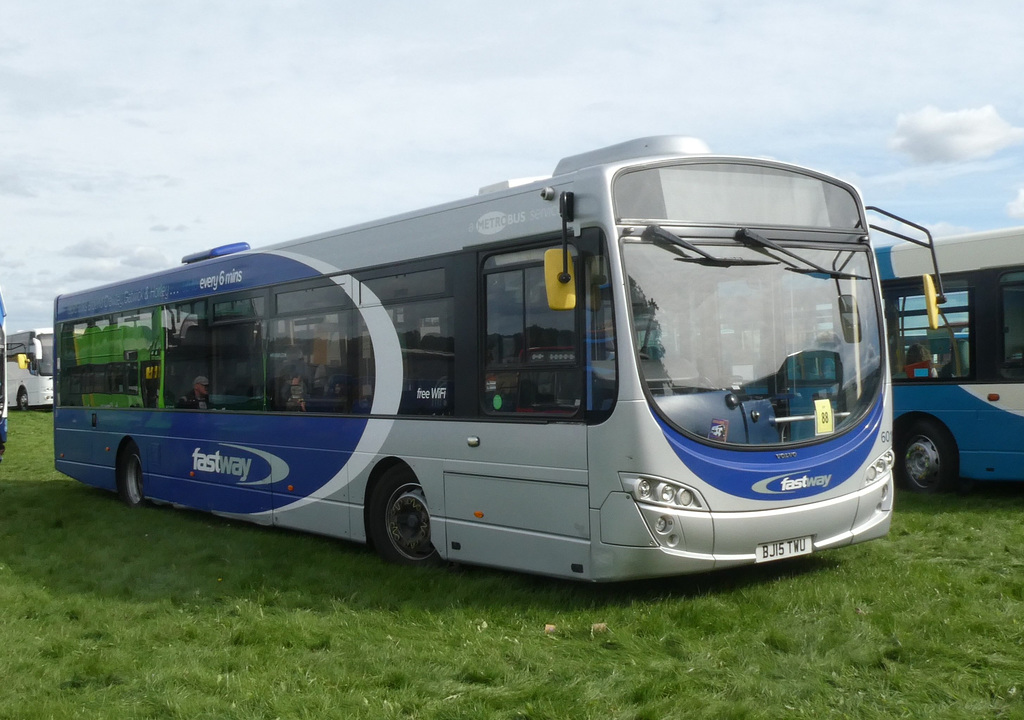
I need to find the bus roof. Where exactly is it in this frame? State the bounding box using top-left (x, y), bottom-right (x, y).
top-left (55, 136), bottom-right (856, 322)
top-left (877, 225), bottom-right (1024, 280)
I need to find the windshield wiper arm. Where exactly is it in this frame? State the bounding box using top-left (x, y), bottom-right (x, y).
top-left (642, 225), bottom-right (776, 267)
top-left (734, 228), bottom-right (868, 280)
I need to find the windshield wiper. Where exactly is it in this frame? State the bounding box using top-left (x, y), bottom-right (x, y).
top-left (642, 225), bottom-right (776, 267)
top-left (734, 228), bottom-right (868, 280)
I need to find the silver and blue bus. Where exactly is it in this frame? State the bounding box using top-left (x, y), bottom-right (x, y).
top-left (54, 137), bottom-right (928, 580)
top-left (878, 226), bottom-right (1024, 492)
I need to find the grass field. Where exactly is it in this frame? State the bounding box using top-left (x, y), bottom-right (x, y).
top-left (1, 411), bottom-right (1023, 719)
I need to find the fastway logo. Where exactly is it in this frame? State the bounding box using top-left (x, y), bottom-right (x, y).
top-left (193, 448), bottom-right (252, 482)
top-left (191, 444), bottom-right (290, 486)
top-left (751, 472), bottom-right (833, 495)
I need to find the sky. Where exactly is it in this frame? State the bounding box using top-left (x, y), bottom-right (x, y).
top-left (1, 0), bottom-right (1023, 330)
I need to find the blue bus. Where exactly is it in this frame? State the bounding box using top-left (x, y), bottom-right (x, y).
top-left (54, 137), bottom-right (934, 580)
top-left (877, 226), bottom-right (1024, 492)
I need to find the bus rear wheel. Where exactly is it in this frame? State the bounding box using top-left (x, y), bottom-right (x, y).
top-left (896, 418), bottom-right (958, 493)
top-left (367, 466), bottom-right (439, 566)
top-left (117, 441), bottom-right (146, 508)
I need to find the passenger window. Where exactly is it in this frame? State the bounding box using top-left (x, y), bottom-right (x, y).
top-left (1000, 275), bottom-right (1024, 379)
top-left (483, 249), bottom-right (581, 415)
top-left (270, 282), bottom-right (374, 413)
top-left (388, 298), bottom-right (455, 415)
top-left (884, 284), bottom-right (971, 381)
top-left (58, 313), bottom-right (159, 408)
top-left (210, 296), bottom-right (265, 410)
top-left (164, 301), bottom-right (211, 406)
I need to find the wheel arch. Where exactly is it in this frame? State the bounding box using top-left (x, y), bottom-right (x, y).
top-left (115, 435), bottom-right (141, 467)
top-left (362, 455), bottom-right (416, 551)
top-left (893, 410), bottom-right (959, 454)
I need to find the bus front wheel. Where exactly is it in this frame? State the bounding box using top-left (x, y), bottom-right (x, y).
top-left (367, 466), bottom-right (439, 566)
top-left (16, 389), bottom-right (28, 411)
top-left (117, 441), bottom-right (146, 508)
top-left (896, 418), bottom-right (958, 493)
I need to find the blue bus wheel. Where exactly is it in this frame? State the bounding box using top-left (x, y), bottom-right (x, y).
top-left (116, 441), bottom-right (146, 508)
top-left (897, 419), bottom-right (958, 493)
top-left (368, 466), bottom-right (439, 566)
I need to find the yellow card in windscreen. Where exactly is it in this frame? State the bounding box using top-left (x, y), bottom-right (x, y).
top-left (814, 398), bottom-right (834, 435)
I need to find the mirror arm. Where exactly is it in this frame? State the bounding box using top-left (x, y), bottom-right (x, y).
top-left (558, 192), bottom-right (575, 284)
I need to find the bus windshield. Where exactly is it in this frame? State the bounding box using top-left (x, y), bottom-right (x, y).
top-left (36, 332), bottom-right (55, 376)
top-left (624, 239), bottom-right (882, 446)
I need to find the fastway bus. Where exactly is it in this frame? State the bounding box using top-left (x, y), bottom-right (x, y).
top-left (54, 137), bottom-right (935, 580)
top-left (877, 226), bottom-right (1024, 492)
top-left (0, 284), bottom-right (6, 462)
top-left (6, 328), bottom-right (54, 410)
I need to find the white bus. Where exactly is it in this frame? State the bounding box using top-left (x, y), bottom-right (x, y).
top-left (6, 328), bottom-right (55, 410)
top-left (53, 137), bottom-right (933, 580)
top-left (878, 226), bottom-right (1024, 491)
top-left (0, 284), bottom-right (6, 460)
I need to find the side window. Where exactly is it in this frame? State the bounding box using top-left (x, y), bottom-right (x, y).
top-left (1000, 273), bottom-right (1024, 379)
top-left (363, 268), bottom-right (454, 416)
top-left (390, 298), bottom-right (455, 415)
top-left (58, 312), bottom-right (158, 408)
top-left (885, 282), bottom-right (971, 381)
top-left (210, 296), bottom-right (265, 410)
top-left (270, 281), bottom-right (374, 413)
top-left (165, 301), bottom-right (211, 406)
top-left (483, 248), bottom-right (581, 415)
top-left (58, 319), bottom-right (108, 407)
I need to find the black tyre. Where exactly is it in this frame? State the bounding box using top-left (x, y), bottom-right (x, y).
top-left (17, 389), bottom-right (28, 411)
top-left (116, 441), bottom-right (146, 508)
top-left (895, 418), bottom-right (958, 493)
top-left (367, 465), bottom-right (438, 566)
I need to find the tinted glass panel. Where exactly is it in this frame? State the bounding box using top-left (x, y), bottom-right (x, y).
top-left (616, 163), bottom-right (861, 229)
top-left (483, 250), bottom-right (581, 415)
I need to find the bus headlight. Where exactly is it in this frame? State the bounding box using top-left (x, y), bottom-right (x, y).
top-left (865, 450), bottom-right (895, 486)
top-left (620, 474), bottom-right (706, 511)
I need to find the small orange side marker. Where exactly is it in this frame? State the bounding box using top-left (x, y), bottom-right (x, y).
top-left (474, 511), bottom-right (484, 518)
top-left (988, 393), bottom-right (1001, 401)
top-left (190, 471), bottom-right (195, 477)
top-left (288, 485), bottom-right (295, 492)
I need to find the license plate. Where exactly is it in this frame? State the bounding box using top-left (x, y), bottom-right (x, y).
top-left (755, 535), bottom-right (813, 563)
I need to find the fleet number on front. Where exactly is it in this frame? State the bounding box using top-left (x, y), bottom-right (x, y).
top-left (755, 535), bottom-right (813, 563)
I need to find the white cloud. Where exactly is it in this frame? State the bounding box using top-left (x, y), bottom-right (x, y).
top-left (890, 106), bottom-right (1024, 164)
top-left (1008, 189), bottom-right (1024, 219)
top-left (928, 221), bottom-right (975, 238)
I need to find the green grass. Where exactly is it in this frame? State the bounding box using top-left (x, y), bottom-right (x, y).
top-left (1, 412), bottom-right (1023, 719)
